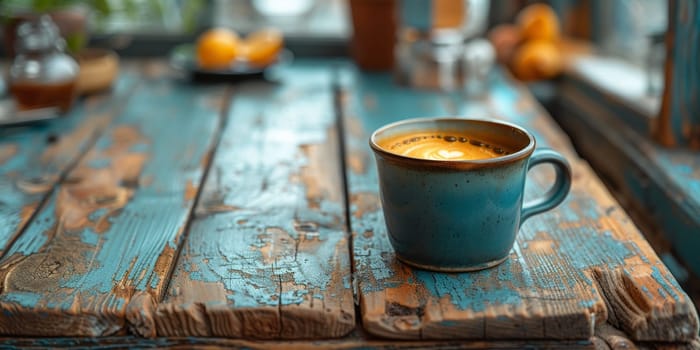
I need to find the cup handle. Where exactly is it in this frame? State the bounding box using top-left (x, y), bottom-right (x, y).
top-left (520, 148), bottom-right (572, 225)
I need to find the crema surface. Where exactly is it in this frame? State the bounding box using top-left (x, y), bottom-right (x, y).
top-left (377, 132), bottom-right (508, 161)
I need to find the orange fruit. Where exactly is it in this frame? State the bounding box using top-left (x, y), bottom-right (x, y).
top-left (240, 28), bottom-right (284, 66)
top-left (516, 3), bottom-right (560, 42)
top-left (196, 28), bottom-right (240, 69)
top-left (510, 40), bottom-right (562, 81)
top-left (488, 24), bottom-right (522, 64)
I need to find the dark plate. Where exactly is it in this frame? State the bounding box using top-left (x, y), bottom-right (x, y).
top-left (170, 44), bottom-right (292, 82)
top-left (0, 98), bottom-right (61, 127)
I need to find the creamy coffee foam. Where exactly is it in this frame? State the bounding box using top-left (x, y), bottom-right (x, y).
top-left (377, 132), bottom-right (510, 161)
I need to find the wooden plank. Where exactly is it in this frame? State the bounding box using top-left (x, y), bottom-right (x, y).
top-left (483, 79), bottom-right (699, 342)
top-left (566, 55), bottom-right (658, 134)
top-left (558, 77), bottom-right (700, 279)
top-left (341, 65), bottom-right (699, 341)
top-left (639, 338), bottom-right (700, 350)
top-left (0, 330), bottom-right (599, 349)
top-left (486, 72), bottom-right (698, 341)
top-left (0, 72), bottom-right (137, 256)
top-left (595, 323), bottom-right (638, 350)
top-left (655, 0), bottom-right (700, 149)
top-left (592, 336), bottom-right (612, 350)
top-left (154, 63), bottom-right (354, 339)
top-left (343, 70), bottom-right (597, 340)
top-left (4, 333), bottom-right (699, 349)
top-left (0, 63), bottom-right (228, 336)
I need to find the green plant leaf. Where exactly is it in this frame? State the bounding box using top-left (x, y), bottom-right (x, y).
top-left (65, 32), bottom-right (86, 54)
top-left (90, 0), bottom-right (112, 18)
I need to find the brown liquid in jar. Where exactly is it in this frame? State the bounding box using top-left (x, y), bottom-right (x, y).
top-left (9, 79), bottom-right (77, 113)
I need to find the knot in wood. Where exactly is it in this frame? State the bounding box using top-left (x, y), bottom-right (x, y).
top-left (294, 221), bottom-right (318, 233)
top-left (17, 176), bottom-right (55, 194)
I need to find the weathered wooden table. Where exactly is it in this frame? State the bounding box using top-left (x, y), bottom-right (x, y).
top-left (0, 60), bottom-right (697, 349)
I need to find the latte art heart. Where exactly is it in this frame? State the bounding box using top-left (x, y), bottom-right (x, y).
top-left (377, 131), bottom-right (510, 161)
top-left (437, 150), bottom-right (464, 159)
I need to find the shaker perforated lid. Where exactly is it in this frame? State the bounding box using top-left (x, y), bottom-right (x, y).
top-left (15, 15), bottom-right (64, 52)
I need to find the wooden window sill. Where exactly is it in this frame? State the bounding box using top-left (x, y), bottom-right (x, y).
top-left (555, 54), bottom-right (700, 286)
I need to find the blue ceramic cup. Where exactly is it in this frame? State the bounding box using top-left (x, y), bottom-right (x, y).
top-left (370, 118), bottom-right (572, 272)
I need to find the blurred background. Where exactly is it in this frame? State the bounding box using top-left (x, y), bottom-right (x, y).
top-left (1, 0), bottom-right (698, 310)
top-left (0, 0), bottom-right (669, 95)
top-left (0, 0), bottom-right (667, 69)
top-left (0, 0), bottom-right (670, 111)
top-left (0, 0), bottom-right (669, 111)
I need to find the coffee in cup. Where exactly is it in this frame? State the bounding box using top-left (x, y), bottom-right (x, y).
top-left (376, 131), bottom-right (513, 161)
top-left (370, 117), bottom-right (571, 272)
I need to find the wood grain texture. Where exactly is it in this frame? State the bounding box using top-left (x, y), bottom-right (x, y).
top-left (6, 334), bottom-right (700, 350)
top-left (655, 0), bottom-right (700, 149)
top-left (0, 332), bottom-right (599, 350)
top-left (558, 77), bottom-right (700, 279)
top-left (0, 73), bottom-right (137, 256)
top-left (0, 65), bottom-right (227, 336)
top-left (596, 323), bottom-right (638, 350)
top-left (639, 338), bottom-right (700, 350)
top-left (341, 66), bottom-right (699, 341)
top-left (154, 63), bottom-right (354, 339)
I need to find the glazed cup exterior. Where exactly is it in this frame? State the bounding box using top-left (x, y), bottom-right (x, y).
top-left (370, 118), bottom-right (572, 272)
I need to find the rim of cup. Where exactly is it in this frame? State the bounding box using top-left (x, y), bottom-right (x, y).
top-left (369, 117), bottom-right (536, 170)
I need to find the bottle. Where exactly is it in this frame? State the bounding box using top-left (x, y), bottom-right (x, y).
top-left (8, 15), bottom-right (79, 114)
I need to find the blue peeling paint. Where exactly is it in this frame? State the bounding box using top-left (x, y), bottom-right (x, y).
top-left (354, 73), bottom-right (451, 132)
top-left (559, 228), bottom-right (633, 271)
top-left (149, 68), bottom-right (355, 335)
top-left (3, 292), bottom-right (42, 308)
top-left (87, 208), bottom-right (109, 222)
top-left (415, 258), bottom-right (527, 312)
top-left (92, 132), bottom-right (115, 151)
top-left (579, 299), bottom-right (596, 308)
top-left (129, 143), bottom-right (149, 153)
top-left (651, 265), bottom-right (682, 302)
top-left (7, 196), bottom-right (56, 256)
top-left (487, 72), bottom-right (565, 151)
top-left (80, 229), bottom-right (100, 247)
top-left (280, 289), bottom-right (309, 305)
top-left (344, 63), bottom-right (696, 340)
top-left (151, 275), bottom-right (160, 289)
top-left (0, 76), bottom-right (226, 335)
top-left (0, 74), bottom-right (138, 257)
top-left (88, 158), bottom-right (111, 169)
top-left (343, 274), bottom-right (352, 289)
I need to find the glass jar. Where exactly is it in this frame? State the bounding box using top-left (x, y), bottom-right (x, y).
top-left (8, 15), bottom-right (79, 113)
top-left (395, 0), bottom-right (492, 90)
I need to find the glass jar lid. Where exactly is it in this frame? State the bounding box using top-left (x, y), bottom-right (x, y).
top-left (15, 15), bottom-right (63, 53)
